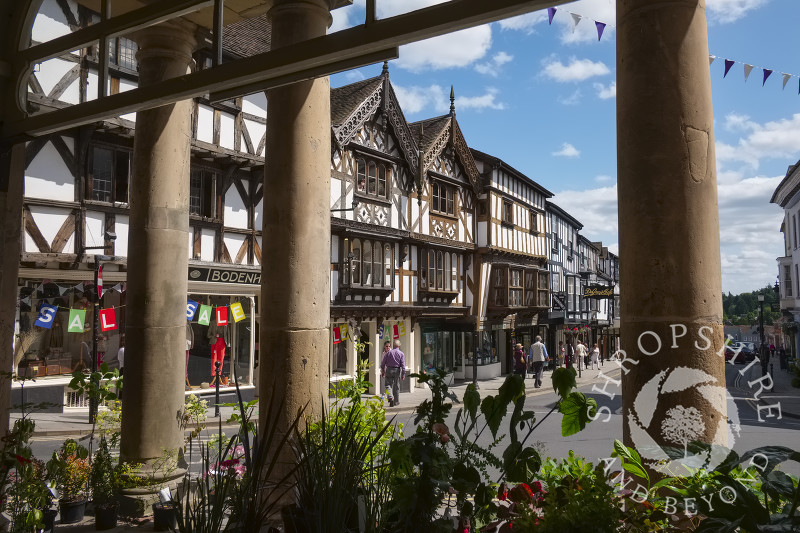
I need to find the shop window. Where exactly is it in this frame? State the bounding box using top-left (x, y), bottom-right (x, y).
top-left (356, 158), bottom-right (391, 200)
top-left (87, 146), bottom-right (130, 203)
top-left (502, 200), bottom-right (513, 225)
top-left (432, 181), bottom-right (456, 216)
top-left (190, 168), bottom-right (217, 218)
top-left (331, 324), bottom-right (348, 374)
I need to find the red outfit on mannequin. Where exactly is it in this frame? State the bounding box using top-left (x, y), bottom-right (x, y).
top-left (211, 335), bottom-right (226, 375)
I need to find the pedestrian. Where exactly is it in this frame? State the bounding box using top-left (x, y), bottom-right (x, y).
top-left (770, 343), bottom-right (776, 358)
top-left (380, 339), bottom-right (406, 407)
top-left (575, 341), bottom-right (588, 371)
top-left (565, 340), bottom-right (575, 370)
top-left (779, 345), bottom-right (788, 371)
top-left (589, 343), bottom-right (600, 370)
top-left (513, 343), bottom-right (527, 377)
top-left (528, 336), bottom-right (549, 388)
top-left (558, 341), bottom-right (565, 367)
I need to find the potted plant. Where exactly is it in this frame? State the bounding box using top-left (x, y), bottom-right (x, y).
top-left (90, 437), bottom-right (119, 530)
top-left (47, 439), bottom-right (90, 524)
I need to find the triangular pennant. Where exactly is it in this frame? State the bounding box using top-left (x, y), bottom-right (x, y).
top-left (112, 283), bottom-right (123, 293)
top-left (21, 296), bottom-right (31, 306)
top-left (709, 55), bottom-right (716, 65)
top-left (595, 21), bottom-right (606, 41)
top-left (547, 7), bottom-right (556, 25)
top-left (58, 284), bottom-right (69, 295)
top-left (723, 59), bottom-right (735, 78)
top-left (570, 13), bottom-right (582, 32)
top-left (743, 63), bottom-right (754, 81)
top-left (73, 282), bottom-right (84, 292)
top-left (762, 69), bottom-right (772, 86)
top-left (46, 298), bottom-right (55, 305)
top-left (783, 73), bottom-right (791, 90)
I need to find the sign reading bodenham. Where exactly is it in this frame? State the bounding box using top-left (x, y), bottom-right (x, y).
top-left (188, 267), bottom-right (261, 285)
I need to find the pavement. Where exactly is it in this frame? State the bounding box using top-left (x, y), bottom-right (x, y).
top-left (732, 356), bottom-right (800, 420)
top-left (12, 357), bottom-right (800, 437)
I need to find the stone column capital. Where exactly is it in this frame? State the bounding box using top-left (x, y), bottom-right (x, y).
top-left (131, 20), bottom-right (198, 85)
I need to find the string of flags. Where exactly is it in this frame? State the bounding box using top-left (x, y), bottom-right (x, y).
top-left (30, 298), bottom-right (247, 334)
top-left (332, 321), bottom-right (407, 344)
top-left (546, 6), bottom-right (800, 94)
top-left (18, 280), bottom-right (127, 307)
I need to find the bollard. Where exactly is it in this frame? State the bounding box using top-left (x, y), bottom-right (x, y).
top-left (214, 360), bottom-right (221, 418)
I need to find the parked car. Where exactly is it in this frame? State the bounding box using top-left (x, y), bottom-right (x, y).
top-left (730, 342), bottom-right (756, 363)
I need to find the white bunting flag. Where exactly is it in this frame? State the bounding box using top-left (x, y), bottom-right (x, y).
top-left (783, 73), bottom-right (792, 90)
top-left (709, 55), bottom-right (716, 65)
top-left (570, 13), bottom-right (582, 32)
top-left (743, 64), bottom-right (754, 82)
top-left (58, 284), bottom-right (69, 296)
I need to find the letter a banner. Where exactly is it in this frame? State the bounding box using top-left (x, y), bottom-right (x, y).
top-left (68, 309), bottom-right (86, 333)
top-left (99, 308), bottom-right (117, 331)
top-left (197, 305), bottom-right (212, 326)
top-left (34, 305), bottom-right (58, 329)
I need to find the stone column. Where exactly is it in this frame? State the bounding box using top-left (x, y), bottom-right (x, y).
top-left (260, 0), bottom-right (332, 439)
top-left (0, 143), bottom-right (24, 435)
top-left (617, 0), bottom-right (728, 470)
top-left (120, 22), bottom-right (196, 477)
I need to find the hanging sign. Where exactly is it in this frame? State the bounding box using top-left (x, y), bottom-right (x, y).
top-left (583, 285), bottom-right (614, 299)
top-left (393, 324), bottom-right (400, 340)
top-left (67, 309), bottom-right (86, 333)
top-left (99, 308), bottom-right (117, 331)
top-left (186, 300), bottom-right (199, 321)
top-left (378, 323), bottom-right (384, 339)
top-left (188, 266), bottom-right (261, 285)
top-left (332, 326), bottom-right (342, 344)
top-left (34, 305), bottom-right (58, 329)
top-left (230, 302), bottom-right (246, 323)
top-left (197, 305), bottom-right (212, 326)
top-left (339, 324), bottom-right (348, 341)
top-left (398, 322), bottom-right (406, 336)
top-left (215, 306), bottom-right (229, 326)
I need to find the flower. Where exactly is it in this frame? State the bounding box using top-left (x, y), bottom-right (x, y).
top-left (508, 483), bottom-right (534, 504)
top-left (497, 482), bottom-right (509, 501)
top-left (530, 480), bottom-right (543, 493)
top-left (432, 423), bottom-right (449, 436)
top-left (14, 454), bottom-right (31, 464)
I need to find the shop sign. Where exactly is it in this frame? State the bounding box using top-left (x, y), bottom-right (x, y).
top-left (188, 267), bottom-right (261, 285)
top-left (583, 285), bottom-right (613, 299)
top-left (552, 292), bottom-right (566, 311)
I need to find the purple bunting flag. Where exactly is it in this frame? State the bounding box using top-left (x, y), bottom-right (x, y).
top-left (723, 59), bottom-right (735, 78)
top-left (547, 7), bottom-right (556, 25)
top-left (595, 21), bottom-right (606, 41)
top-left (762, 69), bottom-right (772, 86)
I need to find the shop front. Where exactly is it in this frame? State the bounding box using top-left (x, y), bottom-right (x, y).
top-left (12, 263), bottom-right (258, 412)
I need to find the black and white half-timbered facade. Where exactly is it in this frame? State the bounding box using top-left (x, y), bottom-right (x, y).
top-left (471, 150), bottom-right (552, 377)
top-left (15, 0), bottom-right (267, 410)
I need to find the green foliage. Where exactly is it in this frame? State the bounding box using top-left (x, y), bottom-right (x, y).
top-left (722, 286), bottom-right (780, 325)
top-left (558, 392), bottom-right (597, 437)
top-left (89, 437), bottom-right (117, 509)
top-left (46, 439), bottom-right (90, 502)
top-left (96, 400), bottom-right (122, 448)
top-left (68, 362), bottom-right (122, 406)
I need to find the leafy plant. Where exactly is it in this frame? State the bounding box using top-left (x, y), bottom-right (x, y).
top-left (89, 437), bottom-right (118, 509)
top-left (47, 439), bottom-right (90, 503)
top-left (68, 362), bottom-right (122, 455)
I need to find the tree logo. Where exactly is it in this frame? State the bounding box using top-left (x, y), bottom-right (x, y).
top-left (627, 366), bottom-right (740, 476)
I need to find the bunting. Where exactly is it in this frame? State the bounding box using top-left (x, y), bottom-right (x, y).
top-left (595, 21), bottom-right (606, 41)
top-left (743, 64), bottom-right (754, 82)
top-left (570, 12), bottom-right (582, 33)
top-left (547, 7), bottom-right (556, 25)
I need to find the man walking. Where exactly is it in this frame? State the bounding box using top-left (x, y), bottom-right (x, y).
top-left (528, 336), bottom-right (549, 388)
top-left (381, 339), bottom-right (406, 407)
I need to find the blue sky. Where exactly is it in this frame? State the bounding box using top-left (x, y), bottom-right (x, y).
top-left (328, 0), bottom-right (800, 295)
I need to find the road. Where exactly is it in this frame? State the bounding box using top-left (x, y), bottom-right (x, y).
top-left (29, 364), bottom-right (800, 477)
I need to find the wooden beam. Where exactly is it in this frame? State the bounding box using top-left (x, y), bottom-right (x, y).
top-left (8, 0), bottom-right (568, 138)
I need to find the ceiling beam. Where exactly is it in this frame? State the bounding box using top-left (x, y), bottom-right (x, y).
top-left (6, 0), bottom-right (566, 139)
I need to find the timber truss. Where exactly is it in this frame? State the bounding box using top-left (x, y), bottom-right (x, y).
top-left (5, 0), bottom-right (566, 140)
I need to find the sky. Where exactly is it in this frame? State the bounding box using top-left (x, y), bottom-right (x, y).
top-left (327, 0), bottom-right (800, 295)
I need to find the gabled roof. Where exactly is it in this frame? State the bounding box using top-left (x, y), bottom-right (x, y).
top-left (408, 113), bottom-right (481, 193)
top-left (331, 77), bottom-right (382, 128)
top-left (546, 201), bottom-right (583, 230)
top-left (470, 148), bottom-right (554, 199)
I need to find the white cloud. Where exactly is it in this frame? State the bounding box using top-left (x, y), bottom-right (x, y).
top-left (552, 143), bottom-right (580, 158)
top-left (498, 11), bottom-right (548, 33)
top-left (706, 0), bottom-right (769, 24)
top-left (541, 56), bottom-right (610, 82)
top-left (594, 81), bottom-right (616, 99)
top-left (397, 25), bottom-right (492, 72)
top-left (475, 51), bottom-right (514, 77)
top-left (716, 113), bottom-right (800, 170)
top-left (595, 175), bottom-right (614, 184)
top-left (456, 88), bottom-right (505, 111)
top-left (344, 70), bottom-right (366, 82)
top-left (557, 89), bottom-right (582, 106)
top-left (551, 185), bottom-right (619, 244)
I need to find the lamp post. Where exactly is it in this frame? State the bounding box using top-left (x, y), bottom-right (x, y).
top-left (84, 231), bottom-right (116, 423)
top-left (758, 294), bottom-right (767, 376)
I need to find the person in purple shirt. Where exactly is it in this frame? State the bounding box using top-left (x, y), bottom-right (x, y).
top-left (381, 339), bottom-right (406, 407)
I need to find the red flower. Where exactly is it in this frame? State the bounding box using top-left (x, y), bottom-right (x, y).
top-left (530, 480), bottom-right (543, 493)
top-left (14, 455), bottom-right (31, 465)
top-left (508, 483), bottom-right (534, 504)
top-left (497, 482), bottom-right (509, 501)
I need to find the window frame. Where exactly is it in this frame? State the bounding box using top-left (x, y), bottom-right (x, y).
top-left (431, 180), bottom-right (457, 216)
top-left (355, 156), bottom-right (392, 201)
top-left (87, 144), bottom-right (131, 204)
top-left (502, 200), bottom-right (514, 226)
top-left (189, 167), bottom-right (218, 218)
top-left (343, 238), bottom-right (395, 289)
top-left (420, 248), bottom-right (460, 293)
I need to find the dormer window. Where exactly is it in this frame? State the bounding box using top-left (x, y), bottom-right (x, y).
top-left (431, 181), bottom-right (456, 216)
top-left (356, 158), bottom-right (391, 199)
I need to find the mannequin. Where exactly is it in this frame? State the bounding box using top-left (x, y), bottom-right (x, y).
top-left (207, 321), bottom-right (230, 386)
top-left (185, 323), bottom-right (194, 388)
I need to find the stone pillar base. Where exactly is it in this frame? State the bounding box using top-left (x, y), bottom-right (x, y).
top-left (117, 466), bottom-right (187, 518)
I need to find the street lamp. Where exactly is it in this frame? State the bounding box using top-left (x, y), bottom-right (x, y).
top-left (83, 231), bottom-right (116, 423)
top-left (758, 294), bottom-right (767, 375)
